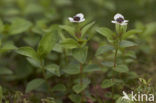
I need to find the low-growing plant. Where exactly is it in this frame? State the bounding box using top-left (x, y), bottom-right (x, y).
top-left (0, 0), bottom-right (156, 102)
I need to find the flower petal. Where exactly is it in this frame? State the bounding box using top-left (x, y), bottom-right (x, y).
top-left (76, 13), bottom-right (84, 19)
top-left (79, 18), bottom-right (85, 22)
top-left (114, 13), bottom-right (124, 20)
top-left (124, 20), bottom-right (129, 23)
top-left (111, 20), bottom-right (117, 24)
top-left (68, 17), bottom-right (74, 22)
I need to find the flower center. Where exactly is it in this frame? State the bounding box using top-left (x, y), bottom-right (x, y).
top-left (116, 18), bottom-right (124, 23)
top-left (73, 16), bottom-right (80, 21)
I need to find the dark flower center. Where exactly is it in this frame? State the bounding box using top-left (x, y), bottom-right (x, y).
top-left (73, 16), bottom-right (80, 21)
top-left (116, 17), bottom-right (124, 23)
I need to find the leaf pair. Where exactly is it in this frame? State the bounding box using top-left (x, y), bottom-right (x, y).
top-left (60, 21), bottom-right (95, 39)
top-left (72, 78), bottom-right (90, 94)
top-left (17, 29), bottom-right (58, 67)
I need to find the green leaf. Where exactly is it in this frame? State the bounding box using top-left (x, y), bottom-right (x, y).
top-left (72, 47), bottom-right (88, 64)
top-left (26, 57), bottom-right (41, 68)
top-left (9, 18), bottom-right (32, 35)
top-left (38, 31), bottom-right (57, 57)
top-left (127, 72), bottom-right (138, 79)
top-left (72, 79), bottom-right (90, 94)
top-left (26, 78), bottom-right (45, 93)
top-left (61, 38), bottom-right (79, 49)
top-left (81, 21), bottom-right (95, 38)
top-left (0, 40), bottom-right (1, 47)
top-left (101, 62), bottom-right (114, 67)
top-left (101, 79), bottom-right (115, 89)
top-left (96, 45), bottom-right (114, 56)
top-left (96, 27), bottom-right (115, 42)
top-left (113, 65), bottom-right (129, 73)
top-left (53, 44), bottom-right (63, 53)
top-left (143, 22), bottom-right (156, 36)
top-left (52, 84), bottom-right (66, 92)
top-left (123, 29), bottom-right (142, 39)
top-left (0, 42), bottom-right (17, 53)
top-left (0, 68), bottom-right (13, 75)
top-left (63, 64), bottom-right (80, 75)
top-left (120, 40), bottom-right (137, 48)
top-left (16, 47), bottom-right (37, 59)
top-left (45, 64), bottom-right (60, 77)
top-left (0, 19), bottom-right (4, 33)
top-left (60, 25), bottom-right (76, 39)
top-left (69, 94), bottom-right (81, 103)
top-left (0, 86), bottom-right (2, 102)
top-left (84, 64), bottom-right (101, 73)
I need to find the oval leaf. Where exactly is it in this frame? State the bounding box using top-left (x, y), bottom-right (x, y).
top-left (123, 29), bottom-right (142, 39)
top-left (9, 18), bottom-right (32, 35)
top-left (113, 65), bottom-right (129, 73)
top-left (16, 47), bottom-right (37, 58)
top-left (120, 40), bottom-right (137, 48)
top-left (61, 38), bottom-right (79, 49)
top-left (45, 64), bottom-right (60, 77)
top-left (96, 27), bottom-right (115, 42)
top-left (96, 45), bottom-right (114, 56)
top-left (26, 78), bottom-right (45, 93)
top-left (38, 31), bottom-right (58, 57)
top-left (72, 47), bottom-right (88, 64)
top-left (60, 25), bottom-right (76, 39)
top-left (101, 79), bottom-right (115, 89)
top-left (81, 21), bottom-right (95, 38)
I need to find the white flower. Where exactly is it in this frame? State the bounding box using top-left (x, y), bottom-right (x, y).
top-left (111, 13), bottom-right (128, 25)
top-left (68, 13), bottom-right (85, 23)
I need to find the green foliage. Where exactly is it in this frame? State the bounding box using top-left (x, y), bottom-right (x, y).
top-left (81, 21), bottom-right (95, 38)
top-left (45, 64), bottom-right (60, 77)
top-left (122, 29), bottom-right (142, 39)
top-left (52, 84), bottom-right (66, 92)
top-left (0, 42), bottom-right (17, 53)
top-left (113, 65), bottom-right (129, 73)
top-left (0, 86), bottom-right (2, 102)
top-left (17, 47), bottom-right (37, 58)
top-left (101, 79), bottom-right (115, 89)
top-left (26, 78), bottom-right (45, 93)
top-left (38, 31), bottom-right (58, 57)
top-left (60, 25), bottom-right (76, 39)
top-left (61, 38), bottom-right (79, 49)
top-left (69, 94), bottom-right (81, 103)
top-left (9, 18), bottom-right (32, 35)
top-left (120, 40), bottom-right (137, 48)
top-left (0, 20), bottom-right (4, 33)
top-left (0, 0), bottom-right (156, 102)
top-left (96, 27), bottom-right (115, 42)
top-left (0, 67), bottom-right (13, 75)
top-left (63, 63), bottom-right (80, 75)
top-left (96, 45), bottom-right (114, 56)
top-left (83, 64), bottom-right (101, 73)
top-left (72, 78), bottom-right (90, 94)
top-left (72, 47), bottom-right (88, 64)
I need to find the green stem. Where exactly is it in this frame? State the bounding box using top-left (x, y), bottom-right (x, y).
top-left (76, 24), bottom-right (81, 38)
top-left (80, 63), bottom-right (83, 85)
top-left (63, 49), bottom-right (68, 64)
top-left (80, 63), bottom-right (84, 103)
top-left (40, 59), bottom-right (45, 79)
top-left (114, 41), bottom-right (119, 68)
top-left (114, 32), bottom-right (123, 68)
top-left (40, 59), bottom-right (54, 95)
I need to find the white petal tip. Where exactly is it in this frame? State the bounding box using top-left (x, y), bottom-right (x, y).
top-left (68, 17), bottom-right (74, 22)
top-left (76, 13), bottom-right (84, 18)
top-left (111, 21), bottom-right (117, 24)
top-left (114, 13), bottom-right (124, 20)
